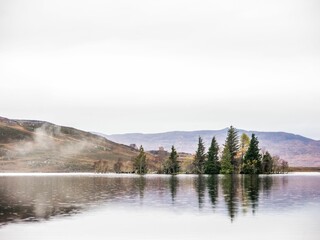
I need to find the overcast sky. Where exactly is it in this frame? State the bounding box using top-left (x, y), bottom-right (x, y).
top-left (0, 0), bottom-right (319, 139)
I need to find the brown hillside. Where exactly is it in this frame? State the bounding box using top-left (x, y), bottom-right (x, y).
top-left (0, 117), bottom-right (155, 172)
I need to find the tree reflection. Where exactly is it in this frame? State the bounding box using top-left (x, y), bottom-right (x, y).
top-left (135, 176), bottom-right (146, 200)
top-left (169, 175), bottom-right (179, 203)
top-left (243, 175), bottom-right (260, 214)
top-left (262, 176), bottom-right (273, 197)
top-left (207, 175), bottom-right (219, 209)
top-left (0, 173), bottom-right (285, 227)
top-left (221, 175), bottom-right (239, 222)
top-left (194, 175), bottom-right (206, 209)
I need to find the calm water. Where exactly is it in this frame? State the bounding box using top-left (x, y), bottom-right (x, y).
top-left (0, 173), bottom-right (319, 240)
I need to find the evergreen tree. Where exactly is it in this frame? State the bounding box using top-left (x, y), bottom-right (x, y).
top-left (163, 145), bottom-right (180, 174)
top-left (134, 145), bottom-right (148, 174)
top-left (225, 126), bottom-right (239, 170)
top-left (220, 145), bottom-right (233, 174)
top-left (242, 134), bottom-right (261, 174)
top-left (193, 137), bottom-right (206, 174)
top-left (204, 137), bottom-right (220, 174)
top-left (262, 151), bottom-right (273, 174)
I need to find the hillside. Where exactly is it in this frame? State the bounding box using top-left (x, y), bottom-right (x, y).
top-left (102, 129), bottom-right (320, 167)
top-left (0, 117), bottom-right (155, 172)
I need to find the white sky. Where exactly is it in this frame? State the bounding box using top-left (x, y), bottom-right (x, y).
top-left (0, 0), bottom-right (320, 139)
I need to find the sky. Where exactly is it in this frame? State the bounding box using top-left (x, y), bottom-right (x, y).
top-left (0, 0), bottom-right (320, 139)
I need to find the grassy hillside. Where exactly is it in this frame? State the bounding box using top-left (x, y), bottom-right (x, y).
top-left (0, 117), bottom-right (155, 172)
top-left (103, 129), bottom-right (320, 167)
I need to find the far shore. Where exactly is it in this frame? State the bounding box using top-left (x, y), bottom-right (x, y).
top-left (289, 167), bottom-right (320, 172)
top-left (0, 170), bottom-right (320, 175)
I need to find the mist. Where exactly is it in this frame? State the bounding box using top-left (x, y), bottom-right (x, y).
top-left (8, 124), bottom-right (91, 165)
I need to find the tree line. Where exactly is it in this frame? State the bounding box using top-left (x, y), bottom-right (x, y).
top-left (133, 126), bottom-right (289, 174)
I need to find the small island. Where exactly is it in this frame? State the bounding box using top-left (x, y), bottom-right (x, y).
top-left (124, 126), bottom-right (289, 175)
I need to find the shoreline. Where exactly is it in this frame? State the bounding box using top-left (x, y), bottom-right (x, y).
top-left (0, 172), bottom-right (319, 176)
top-left (289, 167), bottom-right (320, 172)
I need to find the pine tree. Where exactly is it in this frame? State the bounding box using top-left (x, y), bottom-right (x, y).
top-left (193, 137), bottom-right (206, 174)
top-left (226, 126), bottom-right (239, 170)
top-left (204, 137), bottom-right (220, 174)
top-left (262, 151), bottom-right (273, 174)
top-left (220, 145), bottom-right (233, 174)
top-left (134, 145), bottom-right (148, 174)
top-left (242, 134), bottom-right (261, 174)
top-left (163, 145), bottom-right (180, 174)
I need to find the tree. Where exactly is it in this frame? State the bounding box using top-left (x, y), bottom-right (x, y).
top-left (134, 145), bottom-right (148, 174)
top-left (192, 137), bottom-right (206, 174)
top-left (220, 145), bottom-right (233, 174)
top-left (204, 137), bottom-right (220, 174)
top-left (157, 147), bottom-right (166, 173)
top-left (262, 151), bottom-right (273, 174)
top-left (163, 145), bottom-right (180, 174)
top-left (271, 156), bottom-right (289, 174)
top-left (271, 155), bottom-right (281, 173)
top-left (280, 160), bottom-right (289, 173)
top-left (94, 160), bottom-right (109, 173)
top-left (240, 133), bottom-right (250, 161)
top-left (242, 134), bottom-right (261, 174)
top-left (225, 126), bottom-right (239, 171)
top-left (113, 158), bottom-right (123, 173)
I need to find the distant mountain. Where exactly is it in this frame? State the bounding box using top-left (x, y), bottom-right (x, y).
top-left (0, 116), bottom-right (152, 172)
top-left (102, 129), bottom-right (320, 167)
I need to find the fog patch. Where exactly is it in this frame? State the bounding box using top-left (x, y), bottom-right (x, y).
top-left (10, 123), bottom-right (91, 160)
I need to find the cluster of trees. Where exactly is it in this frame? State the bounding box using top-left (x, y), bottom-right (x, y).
top-left (133, 126), bottom-right (289, 175)
top-left (192, 126), bottom-right (289, 175)
top-left (134, 145), bottom-right (180, 174)
top-left (94, 158), bottom-right (124, 173)
top-left (163, 146), bottom-right (180, 174)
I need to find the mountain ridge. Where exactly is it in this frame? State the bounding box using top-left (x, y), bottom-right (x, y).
top-left (102, 128), bottom-right (316, 141)
top-left (102, 129), bottom-right (320, 167)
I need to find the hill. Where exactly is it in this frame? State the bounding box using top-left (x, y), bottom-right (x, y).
top-left (102, 129), bottom-right (320, 167)
top-left (0, 116), bottom-right (155, 172)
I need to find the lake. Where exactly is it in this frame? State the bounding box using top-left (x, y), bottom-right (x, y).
top-left (0, 173), bottom-right (319, 240)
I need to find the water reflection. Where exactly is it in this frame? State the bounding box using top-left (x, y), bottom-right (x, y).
top-left (134, 176), bottom-right (146, 200)
top-left (243, 175), bottom-right (260, 214)
top-left (0, 173), bottom-right (319, 226)
top-left (0, 176), bottom-right (84, 225)
top-left (207, 175), bottom-right (218, 208)
top-left (194, 175), bottom-right (206, 209)
top-left (261, 175), bottom-right (273, 196)
top-left (169, 176), bottom-right (178, 202)
top-left (221, 175), bottom-right (239, 221)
